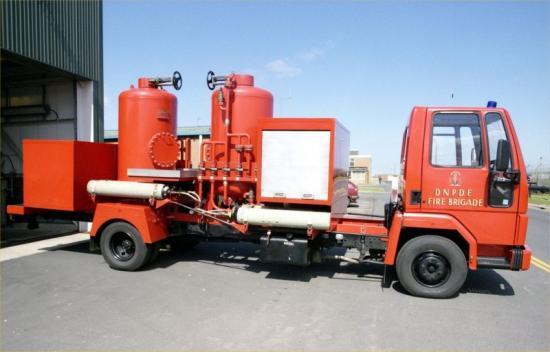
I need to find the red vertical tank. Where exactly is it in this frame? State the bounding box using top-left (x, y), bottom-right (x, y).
top-left (118, 76), bottom-right (179, 181)
top-left (203, 73), bottom-right (274, 205)
top-left (210, 74), bottom-right (273, 171)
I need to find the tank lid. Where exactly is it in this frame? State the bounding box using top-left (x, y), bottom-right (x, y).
top-left (234, 74), bottom-right (254, 87)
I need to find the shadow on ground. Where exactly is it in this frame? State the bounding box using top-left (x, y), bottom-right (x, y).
top-left (1, 222), bottom-right (77, 247)
top-left (460, 269), bottom-right (515, 296)
top-left (51, 240), bottom-right (515, 297)
top-left (391, 268), bottom-right (515, 297)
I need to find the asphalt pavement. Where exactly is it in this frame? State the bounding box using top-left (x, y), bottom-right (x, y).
top-left (1, 191), bottom-right (549, 351)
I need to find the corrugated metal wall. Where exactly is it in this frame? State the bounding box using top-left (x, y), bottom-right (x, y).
top-left (1, 0), bottom-right (104, 141)
top-left (1, 0), bottom-right (103, 82)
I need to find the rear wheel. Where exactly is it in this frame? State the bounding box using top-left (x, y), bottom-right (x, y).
top-left (396, 235), bottom-right (467, 298)
top-left (100, 222), bottom-right (151, 271)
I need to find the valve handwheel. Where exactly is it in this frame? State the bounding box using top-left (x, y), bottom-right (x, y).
top-left (172, 71), bottom-right (182, 90)
top-left (206, 71), bottom-right (216, 90)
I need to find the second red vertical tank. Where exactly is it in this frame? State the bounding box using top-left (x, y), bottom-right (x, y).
top-left (210, 74), bottom-right (273, 171)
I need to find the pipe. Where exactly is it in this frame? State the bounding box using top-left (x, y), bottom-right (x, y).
top-left (324, 255), bottom-right (384, 266)
top-left (235, 206), bottom-right (331, 230)
top-left (201, 141), bottom-right (225, 172)
top-left (168, 200), bottom-right (233, 227)
top-left (208, 179), bottom-right (223, 210)
top-left (198, 179), bottom-right (204, 200)
top-left (223, 87), bottom-right (231, 167)
top-left (227, 132), bottom-right (251, 175)
top-left (328, 255), bottom-right (360, 264)
top-left (223, 180), bottom-right (228, 205)
top-left (87, 180), bottom-right (169, 200)
top-left (184, 138), bottom-right (191, 168)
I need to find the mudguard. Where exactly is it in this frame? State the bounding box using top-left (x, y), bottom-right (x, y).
top-left (90, 202), bottom-right (168, 244)
top-left (384, 212), bottom-right (478, 269)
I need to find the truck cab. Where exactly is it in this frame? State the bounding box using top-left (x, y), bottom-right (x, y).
top-left (384, 105), bottom-right (531, 297)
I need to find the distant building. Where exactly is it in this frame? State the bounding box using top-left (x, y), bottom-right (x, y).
top-left (375, 173), bottom-right (399, 185)
top-left (104, 125), bottom-right (211, 168)
top-left (349, 150), bottom-right (372, 185)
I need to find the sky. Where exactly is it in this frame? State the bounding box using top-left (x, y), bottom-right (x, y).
top-left (103, 1), bottom-right (550, 174)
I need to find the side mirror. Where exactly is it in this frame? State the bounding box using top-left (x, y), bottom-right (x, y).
top-left (495, 139), bottom-right (511, 171)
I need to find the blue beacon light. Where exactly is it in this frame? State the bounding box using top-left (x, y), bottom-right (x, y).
top-left (487, 101), bottom-right (497, 108)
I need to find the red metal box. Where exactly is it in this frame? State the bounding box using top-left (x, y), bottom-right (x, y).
top-left (22, 140), bottom-right (117, 212)
top-left (257, 118), bottom-right (350, 214)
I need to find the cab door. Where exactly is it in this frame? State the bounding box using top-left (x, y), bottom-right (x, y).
top-left (420, 109), bottom-right (519, 245)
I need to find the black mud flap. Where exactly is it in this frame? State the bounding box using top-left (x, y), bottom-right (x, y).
top-left (381, 265), bottom-right (395, 288)
top-left (259, 236), bottom-right (310, 266)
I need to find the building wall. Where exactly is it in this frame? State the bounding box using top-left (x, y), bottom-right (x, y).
top-left (351, 156), bottom-right (371, 168)
top-left (1, 0), bottom-right (102, 81)
top-left (2, 80), bottom-right (76, 173)
top-left (349, 154), bottom-right (372, 185)
top-left (1, 0), bottom-right (103, 231)
top-left (349, 169), bottom-right (370, 185)
top-left (1, 0), bottom-right (104, 141)
top-left (189, 137), bottom-right (208, 168)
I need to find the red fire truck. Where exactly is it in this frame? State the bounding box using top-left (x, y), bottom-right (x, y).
top-left (8, 71), bottom-right (531, 298)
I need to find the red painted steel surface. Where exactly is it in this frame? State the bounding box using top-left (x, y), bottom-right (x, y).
top-left (21, 140), bottom-right (117, 212)
top-left (6, 204), bottom-right (40, 215)
top-left (90, 202), bottom-right (168, 244)
top-left (118, 78), bottom-right (178, 180)
top-left (520, 245), bottom-right (531, 270)
top-left (330, 214), bottom-right (388, 235)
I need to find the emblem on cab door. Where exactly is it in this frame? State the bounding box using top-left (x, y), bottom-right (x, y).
top-left (449, 171), bottom-right (461, 187)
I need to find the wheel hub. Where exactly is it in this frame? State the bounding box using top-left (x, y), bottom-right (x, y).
top-left (412, 252), bottom-right (450, 287)
top-left (110, 232), bottom-right (136, 262)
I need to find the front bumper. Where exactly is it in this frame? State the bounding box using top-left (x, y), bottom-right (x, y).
top-left (477, 245), bottom-right (531, 271)
top-left (518, 245), bottom-right (532, 271)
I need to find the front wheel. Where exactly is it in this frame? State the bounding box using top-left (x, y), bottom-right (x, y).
top-left (100, 222), bottom-right (152, 271)
top-left (396, 235), bottom-right (467, 298)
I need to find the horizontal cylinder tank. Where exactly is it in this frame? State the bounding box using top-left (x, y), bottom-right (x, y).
top-left (235, 205), bottom-right (331, 230)
top-left (87, 180), bottom-right (169, 200)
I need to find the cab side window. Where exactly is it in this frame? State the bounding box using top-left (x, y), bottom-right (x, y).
top-left (431, 113), bottom-right (483, 168)
top-left (486, 112), bottom-right (512, 170)
top-left (486, 112), bottom-right (513, 207)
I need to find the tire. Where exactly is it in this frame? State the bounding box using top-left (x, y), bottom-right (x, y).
top-left (100, 222), bottom-right (151, 271)
top-left (396, 235), bottom-right (467, 298)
